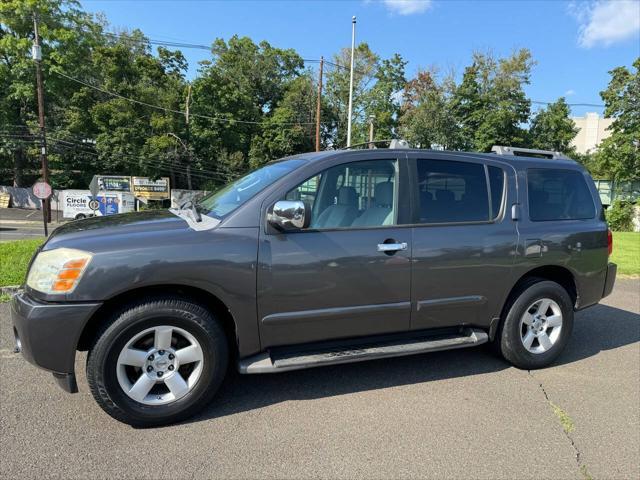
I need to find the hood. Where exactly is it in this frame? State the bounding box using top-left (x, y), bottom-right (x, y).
top-left (44, 210), bottom-right (196, 252)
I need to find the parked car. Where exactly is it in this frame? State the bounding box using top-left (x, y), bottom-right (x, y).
top-left (11, 147), bottom-right (616, 426)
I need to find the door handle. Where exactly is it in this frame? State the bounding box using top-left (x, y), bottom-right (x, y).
top-left (377, 242), bottom-right (408, 253)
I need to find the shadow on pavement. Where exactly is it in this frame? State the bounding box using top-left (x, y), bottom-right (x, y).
top-left (185, 303), bottom-right (639, 426)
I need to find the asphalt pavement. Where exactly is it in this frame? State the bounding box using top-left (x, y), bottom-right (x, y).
top-left (0, 280), bottom-right (638, 479)
top-left (0, 208), bottom-right (65, 242)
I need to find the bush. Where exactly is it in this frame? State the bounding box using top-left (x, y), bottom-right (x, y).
top-left (606, 200), bottom-right (635, 231)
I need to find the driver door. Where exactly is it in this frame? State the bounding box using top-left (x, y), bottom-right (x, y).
top-left (257, 154), bottom-right (412, 349)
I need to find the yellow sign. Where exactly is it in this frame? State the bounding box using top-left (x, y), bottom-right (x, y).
top-left (131, 177), bottom-right (171, 200)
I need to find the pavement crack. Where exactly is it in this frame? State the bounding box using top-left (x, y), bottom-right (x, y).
top-left (528, 370), bottom-right (593, 480)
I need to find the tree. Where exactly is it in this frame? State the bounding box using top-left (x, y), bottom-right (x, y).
top-left (191, 35), bottom-right (304, 181)
top-left (399, 67), bottom-right (462, 149)
top-left (590, 58), bottom-right (640, 181)
top-left (452, 49), bottom-right (534, 152)
top-left (0, 0), bottom-right (103, 186)
top-left (529, 97), bottom-right (578, 152)
top-left (324, 43), bottom-right (379, 147)
top-left (364, 53), bottom-right (406, 141)
top-left (249, 74), bottom-right (315, 166)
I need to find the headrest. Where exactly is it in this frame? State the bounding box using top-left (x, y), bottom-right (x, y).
top-left (436, 189), bottom-right (455, 202)
top-left (375, 182), bottom-right (394, 206)
top-left (337, 186), bottom-right (357, 206)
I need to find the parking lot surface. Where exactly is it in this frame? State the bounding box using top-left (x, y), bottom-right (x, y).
top-left (1, 280), bottom-right (638, 479)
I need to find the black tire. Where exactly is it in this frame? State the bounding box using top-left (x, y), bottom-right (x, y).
top-left (75, 214), bottom-right (86, 220)
top-left (499, 279), bottom-right (573, 370)
top-left (87, 296), bottom-right (228, 427)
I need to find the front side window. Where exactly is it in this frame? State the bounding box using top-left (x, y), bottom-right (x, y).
top-left (198, 159), bottom-right (306, 219)
top-left (417, 159), bottom-right (490, 223)
top-left (285, 159), bottom-right (398, 229)
top-left (527, 169), bottom-right (596, 221)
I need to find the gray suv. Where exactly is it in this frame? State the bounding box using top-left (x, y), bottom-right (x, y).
top-left (11, 148), bottom-right (617, 426)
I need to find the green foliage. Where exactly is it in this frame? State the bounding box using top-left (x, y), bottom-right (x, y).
top-left (610, 232), bottom-right (640, 276)
top-left (0, 238), bottom-right (44, 286)
top-left (1, 1), bottom-right (632, 195)
top-left (399, 49), bottom-right (537, 152)
top-left (606, 200), bottom-right (635, 231)
top-left (529, 98), bottom-right (578, 153)
top-left (452, 49), bottom-right (534, 152)
top-left (399, 67), bottom-right (461, 149)
top-left (590, 58), bottom-right (640, 182)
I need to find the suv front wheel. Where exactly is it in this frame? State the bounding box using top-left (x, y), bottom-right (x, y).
top-left (499, 279), bottom-right (574, 370)
top-left (87, 297), bottom-right (228, 427)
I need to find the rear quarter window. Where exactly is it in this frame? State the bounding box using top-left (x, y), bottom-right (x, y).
top-left (527, 168), bottom-right (595, 221)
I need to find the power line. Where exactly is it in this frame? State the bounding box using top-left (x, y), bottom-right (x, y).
top-left (1, 133), bottom-right (239, 182)
top-left (51, 69), bottom-right (318, 126)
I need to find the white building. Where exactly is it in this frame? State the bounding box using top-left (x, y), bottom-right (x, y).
top-left (570, 112), bottom-right (614, 154)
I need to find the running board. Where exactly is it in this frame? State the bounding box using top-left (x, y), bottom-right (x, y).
top-left (238, 328), bottom-right (488, 374)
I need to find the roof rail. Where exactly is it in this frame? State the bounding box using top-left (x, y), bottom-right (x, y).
top-left (491, 145), bottom-right (570, 160)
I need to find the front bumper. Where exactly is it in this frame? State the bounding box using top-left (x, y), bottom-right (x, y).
top-left (10, 291), bottom-right (101, 393)
top-left (602, 262), bottom-right (617, 299)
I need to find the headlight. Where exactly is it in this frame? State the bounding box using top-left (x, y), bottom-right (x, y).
top-left (26, 248), bottom-right (93, 294)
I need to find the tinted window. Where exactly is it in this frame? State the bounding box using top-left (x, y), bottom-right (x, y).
top-left (528, 169), bottom-right (595, 221)
top-left (199, 159), bottom-right (306, 218)
top-left (417, 159), bottom-right (489, 223)
top-left (488, 166), bottom-right (505, 219)
top-left (286, 159), bottom-right (398, 229)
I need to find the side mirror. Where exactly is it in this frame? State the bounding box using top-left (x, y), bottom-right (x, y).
top-left (268, 200), bottom-right (309, 231)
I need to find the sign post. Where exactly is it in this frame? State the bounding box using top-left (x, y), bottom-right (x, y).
top-left (32, 181), bottom-right (52, 236)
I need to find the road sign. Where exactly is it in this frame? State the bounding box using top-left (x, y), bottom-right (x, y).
top-left (88, 199), bottom-right (100, 211)
top-left (32, 181), bottom-right (52, 199)
top-left (89, 176), bottom-right (99, 197)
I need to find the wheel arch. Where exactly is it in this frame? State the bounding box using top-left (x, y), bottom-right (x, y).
top-left (77, 284), bottom-right (239, 357)
top-left (490, 265), bottom-right (577, 341)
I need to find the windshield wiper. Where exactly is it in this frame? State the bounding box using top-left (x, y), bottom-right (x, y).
top-left (179, 200), bottom-right (202, 223)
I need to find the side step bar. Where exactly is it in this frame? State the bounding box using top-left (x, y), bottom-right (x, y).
top-left (239, 328), bottom-right (488, 374)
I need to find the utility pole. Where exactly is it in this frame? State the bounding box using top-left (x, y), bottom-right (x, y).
top-left (32, 13), bottom-right (50, 232)
top-left (346, 16), bottom-right (356, 148)
top-left (315, 56), bottom-right (324, 152)
top-left (368, 114), bottom-right (375, 149)
top-left (184, 84), bottom-right (192, 190)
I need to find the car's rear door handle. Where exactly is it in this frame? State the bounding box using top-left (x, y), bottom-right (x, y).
top-left (377, 242), bottom-right (408, 253)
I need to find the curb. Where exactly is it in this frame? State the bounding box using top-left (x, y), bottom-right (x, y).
top-left (0, 285), bottom-right (20, 296)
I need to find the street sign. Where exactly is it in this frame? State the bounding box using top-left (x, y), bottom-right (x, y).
top-left (88, 199), bottom-right (100, 211)
top-left (89, 176), bottom-right (99, 197)
top-left (32, 181), bottom-right (52, 199)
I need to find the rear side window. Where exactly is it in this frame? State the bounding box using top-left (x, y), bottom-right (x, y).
top-left (488, 166), bottom-right (505, 219)
top-left (527, 169), bottom-right (595, 221)
top-left (417, 159), bottom-right (490, 223)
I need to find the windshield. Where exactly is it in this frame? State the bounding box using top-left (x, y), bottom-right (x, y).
top-left (197, 159), bottom-right (307, 219)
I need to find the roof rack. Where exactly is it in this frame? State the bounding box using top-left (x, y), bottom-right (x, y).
top-left (491, 145), bottom-right (570, 160)
top-left (342, 139), bottom-right (411, 150)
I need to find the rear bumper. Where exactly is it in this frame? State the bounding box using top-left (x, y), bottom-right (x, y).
top-left (602, 262), bottom-right (617, 299)
top-left (10, 291), bottom-right (100, 392)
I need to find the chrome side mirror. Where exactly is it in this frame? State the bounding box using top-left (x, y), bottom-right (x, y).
top-left (268, 200), bottom-right (309, 230)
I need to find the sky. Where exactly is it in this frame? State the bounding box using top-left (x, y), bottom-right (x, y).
top-left (80, 0), bottom-right (640, 117)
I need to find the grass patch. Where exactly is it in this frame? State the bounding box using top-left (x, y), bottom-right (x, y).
top-left (0, 239), bottom-right (43, 287)
top-left (611, 231), bottom-right (640, 276)
top-left (550, 402), bottom-right (575, 434)
top-left (0, 293), bottom-right (12, 303)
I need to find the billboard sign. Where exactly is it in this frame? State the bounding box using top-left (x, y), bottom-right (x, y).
top-left (131, 176), bottom-right (171, 200)
top-left (95, 175), bottom-right (132, 192)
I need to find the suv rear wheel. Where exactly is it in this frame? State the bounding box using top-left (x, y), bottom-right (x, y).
top-left (499, 279), bottom-right (573, 369)
top-left (86, 297), bottom-right (228, 427)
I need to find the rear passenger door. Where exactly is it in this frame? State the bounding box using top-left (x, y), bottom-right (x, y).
top-left (408, 154), bottom-right (518, 331)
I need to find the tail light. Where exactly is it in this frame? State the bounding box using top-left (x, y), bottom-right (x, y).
top-left (607, 229), bottom-right (613, 256)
